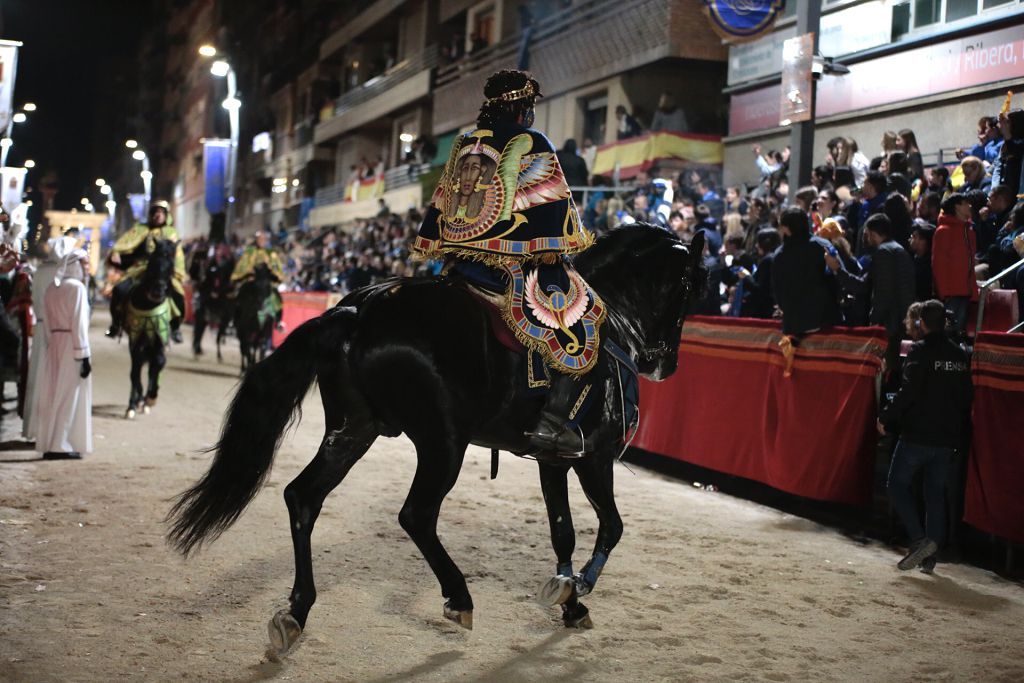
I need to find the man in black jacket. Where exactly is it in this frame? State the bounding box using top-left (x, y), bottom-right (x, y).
top-left (735, 228), bottom-right (781, 318)
top-left (826, 213), bottom-right (915, 380)
top-left (880, 300), bottom-right (972, 573)
top-left (772, 207), bottom-right (841, 335)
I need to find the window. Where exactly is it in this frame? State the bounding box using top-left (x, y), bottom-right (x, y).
top-left (581, 94), bottom-right (607, 146)
top-left (893, 0), bottom-right (1021, 34)
top-left (945, 0), bottom-right (979, 20)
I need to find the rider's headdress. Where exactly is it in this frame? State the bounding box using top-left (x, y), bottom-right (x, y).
top-left (484, 80), bottom-right (538, 106)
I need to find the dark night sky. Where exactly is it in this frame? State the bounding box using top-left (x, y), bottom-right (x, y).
top-left (2, 0), bottom-right (155, 210)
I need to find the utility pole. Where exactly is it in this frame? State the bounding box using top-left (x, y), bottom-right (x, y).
top-left (787, 0), bottom-right (821, 190)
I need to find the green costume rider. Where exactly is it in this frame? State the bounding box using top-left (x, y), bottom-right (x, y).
top-left (231, 230), bottom-right (285, 326)
top-left (106, 201), bottom-right (187, 343)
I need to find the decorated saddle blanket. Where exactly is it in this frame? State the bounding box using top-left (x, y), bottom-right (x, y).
top-left (452, 259), bottom-right (606, 376)
top-left (125, 297), bottom-right (179, 346)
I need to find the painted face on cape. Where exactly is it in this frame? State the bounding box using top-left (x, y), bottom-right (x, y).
top-left (458, 154), bottom-right (484, 197)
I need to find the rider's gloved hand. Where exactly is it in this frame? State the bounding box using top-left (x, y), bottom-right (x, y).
top-left (80, 357), bottom-right (92, 379)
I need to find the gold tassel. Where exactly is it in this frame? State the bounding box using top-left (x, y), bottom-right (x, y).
top-left (778, 335), bottom-right (796, 378)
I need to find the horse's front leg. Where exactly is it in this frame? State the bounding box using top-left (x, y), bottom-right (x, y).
top-left (570, 455), bottom-right (622, 600)
top-left (126, 347), bottom-right (144, 419)
top-left (536, 461), bottom-right (592, 629)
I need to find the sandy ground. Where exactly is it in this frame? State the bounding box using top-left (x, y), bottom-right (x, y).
top-left (1, 313), bottom-right (1023, 683)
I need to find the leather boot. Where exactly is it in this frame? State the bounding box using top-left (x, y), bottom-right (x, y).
top-left (524, 375), bottom-right (588, 457)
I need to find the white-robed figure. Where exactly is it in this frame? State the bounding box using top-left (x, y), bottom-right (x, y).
top-left (22, 240), bottom-right (62, 440)
top-left (33, 236), bottom-right (93, 460)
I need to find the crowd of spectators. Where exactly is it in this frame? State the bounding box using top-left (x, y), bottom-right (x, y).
top-left (194, 102), bottom-right (1024, 349)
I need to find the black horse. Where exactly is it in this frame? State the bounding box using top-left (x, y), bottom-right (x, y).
top-left (192, 253), bottom-right (235, 362)
top-left (123, 240), bottom-right (177, 419)
top-left (233, 263), bottom-right (276, 373)
top-left (168, 225), bottom-right (705, 655)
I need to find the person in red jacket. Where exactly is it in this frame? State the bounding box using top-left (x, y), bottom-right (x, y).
top-left (932, 193), bottom-right (978, 334)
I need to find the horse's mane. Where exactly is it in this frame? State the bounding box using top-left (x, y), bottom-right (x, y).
top-left (572, 223), bottom-right (681, 276)
top-left (572, 224), bottom-right (688, 353)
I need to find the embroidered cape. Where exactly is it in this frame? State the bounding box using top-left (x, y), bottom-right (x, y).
top-left (415, 122), bottom-right (604, 376)
top-left (112, 222), bottom-right (187, 296)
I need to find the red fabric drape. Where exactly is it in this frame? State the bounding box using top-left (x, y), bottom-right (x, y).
top-left (273, 292), bottom-right (331, 347)
top-left (633, 317), bottom-right (886, 505)
top-left (964, 332), bottom-right (1024, 544)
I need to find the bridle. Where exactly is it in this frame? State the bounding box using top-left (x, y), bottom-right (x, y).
top-left (637, 264), bottom-right (695, 364)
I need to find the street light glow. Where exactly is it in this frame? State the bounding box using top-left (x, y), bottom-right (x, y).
top-left (198, 44), bottom-right (217, 57)
top-left (102, 184), bottom-right (113, 195)
top-left (24, 159), bottom-right (35, 168)
top-left (80, 198), bottom-right (89, 206)
top-left (132, 150), bottom-right (146, 161)
top-left (105, 200), bottom-right (116, 211)
top-left (222, 96), bottom-right (241, 111)
top-left (95, 178), bottom-right (106, 187)
top-left (291, 178), bottom-right (300, 187)
top-left (125, 139), bottom-right (138, 149)
top-left (210, 60), bottom-right (230, 77)
top-left (140, 170), bottom-right (153, 181)
top-left (12, 112), bottom-right (26, 124)
top-left (22, 103), bottom-right (36, 112)
top-left (399, 133), bottom-right (415, 142)
top-left (0, 138), bottom-right (13, 149)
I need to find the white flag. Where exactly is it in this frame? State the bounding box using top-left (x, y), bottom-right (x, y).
top-left (1, 166), bottom-right (26, 214)
top-left (0, 42), bottom-right (20, 132)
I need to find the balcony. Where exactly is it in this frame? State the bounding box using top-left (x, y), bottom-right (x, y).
top-left (432, 0), bottom-right (725, 134)
top-left (314, 45), bottom-right (439, 144)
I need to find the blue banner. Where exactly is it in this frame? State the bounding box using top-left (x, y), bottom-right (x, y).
top-left (127, 193), bottom-right (147, 222)
top-left (203, 139), bottom-right (230, 215)
top-left (702, 0), bottom-right (784, 41)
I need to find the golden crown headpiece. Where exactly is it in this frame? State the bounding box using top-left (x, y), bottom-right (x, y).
top-left (485, 81), bottom-right (537, 105)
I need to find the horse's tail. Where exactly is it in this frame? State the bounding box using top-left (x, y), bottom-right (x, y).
top-left (167, 305), bottom-right (355, 556)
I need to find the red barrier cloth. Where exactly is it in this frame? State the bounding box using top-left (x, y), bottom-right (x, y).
top-left (633, 317), bottom-right (886, 505)
top-left (183, 282), bottom-right (195, 324)
top-left (965, 332), bottom-right (1024, 543)
top-left (273, 292), bottom-right (331, 347)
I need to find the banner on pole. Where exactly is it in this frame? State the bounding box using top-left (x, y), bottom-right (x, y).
top-left (203, 138), bottom-right (230, 216)
top-left (1, 166), bottom-right (26, 213)
top-left (128, 193), bottom-right (148, 222)
top-left (0, 41), bottom-right (22, 132)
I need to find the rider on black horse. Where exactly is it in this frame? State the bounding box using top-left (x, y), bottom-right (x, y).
top-left (106, 201), bottom-right (187, 343)
top-left (191, 241), bottom-right (236, 356)
top-left (414, 69), bottom-right (606, 458)
top-left (230, 229), bottom-right (285, 330)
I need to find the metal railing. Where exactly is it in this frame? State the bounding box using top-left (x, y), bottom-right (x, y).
top-left (976, 255), bottom-right (1024, 334)
top-left (330, 45), bottom-right (439, 118)
top-left (435, 0), bottom-right (650, 88)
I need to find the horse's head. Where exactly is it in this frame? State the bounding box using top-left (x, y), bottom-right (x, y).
top-left (574, 224), bottom-right (706, 381)
top-left (143, 239), bottom-right (178, 300)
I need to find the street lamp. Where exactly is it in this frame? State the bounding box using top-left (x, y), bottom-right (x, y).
top-left (22, 103), bottom-right (36, 112)
top-left (198, 49), bottom-right (241, 236)
top-left (1, 105), bottom-right (32, 168)
top-left (12, 112), bottom-right (26, 124)
top-left (24, 159), bottom-right (34, 168)
top-left (95, 178), bottom-right (106, 187)
top-left (127, 144), bottom-right (152, 212)
top-left (125, 139), bottom-right (138, 149)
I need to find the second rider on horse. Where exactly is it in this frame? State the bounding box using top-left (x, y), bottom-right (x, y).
top-left (106, 201), bottom-right (187, 342)
top-left (231, 229), bottom-right (286, 330)
top-left (414, 69), bottom-right (605, 457)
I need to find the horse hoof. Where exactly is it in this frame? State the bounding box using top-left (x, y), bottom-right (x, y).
top-left (125, 409), bottom-right (136, 420)
top-left (267, 609), bottom-right (302, 657)
top-left (537, 575), bottom-right (575, 607)
top-left (443, 602), bottom-right (473, 630)
top-left (563, 603), bottom-right (593, 630)
top-left (143, 405), bottom-right (151, 415)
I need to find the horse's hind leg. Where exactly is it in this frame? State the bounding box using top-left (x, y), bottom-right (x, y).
top-left (272, 383), bottom-right (378, 657)
top-left (399, 434), bottom-right (472, 629)
top-left (144, 346), bottom-right (166, 411)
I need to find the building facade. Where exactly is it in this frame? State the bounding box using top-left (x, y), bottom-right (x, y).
top-left (722, 0), bottom-right (1024, 188)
